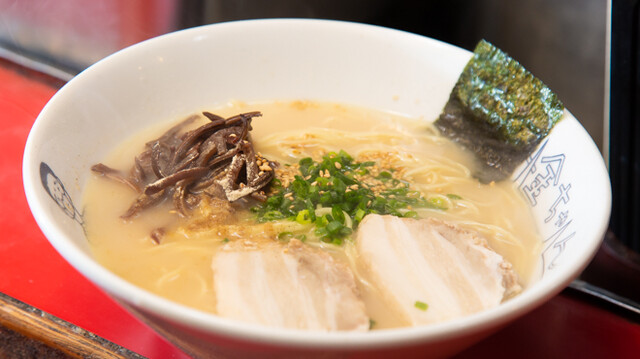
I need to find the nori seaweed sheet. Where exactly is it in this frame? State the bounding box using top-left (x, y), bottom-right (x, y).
top-left (435, 40), bottom-right (564, 182)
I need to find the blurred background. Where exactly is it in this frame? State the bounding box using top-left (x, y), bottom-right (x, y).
top-left (0, 0), bottom-right (606, 151)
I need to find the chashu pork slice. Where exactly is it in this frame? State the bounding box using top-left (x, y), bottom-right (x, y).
top-left (356, 214), bottom-right (521, 326)
top-left (212, 238), bottom-right (369, 331)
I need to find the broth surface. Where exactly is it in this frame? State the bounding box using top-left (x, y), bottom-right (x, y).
top-left (83, 100), bottom-right (541, 329)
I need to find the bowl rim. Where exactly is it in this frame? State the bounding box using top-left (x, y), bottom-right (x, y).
top-left (22, 18), bottom-right (612, 350)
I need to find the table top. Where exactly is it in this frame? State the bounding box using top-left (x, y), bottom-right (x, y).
top-left (2, 60), bottom-right (639, 359)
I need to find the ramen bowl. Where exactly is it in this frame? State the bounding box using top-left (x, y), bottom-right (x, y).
top-left (23, 19), bottom-right (611, 358)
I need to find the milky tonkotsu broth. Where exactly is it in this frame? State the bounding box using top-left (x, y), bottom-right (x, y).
top-left (83, 101), bottom-right (541, 329)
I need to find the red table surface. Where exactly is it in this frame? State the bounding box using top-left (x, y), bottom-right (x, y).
top-left (2, 62), bottom-right (639, 359)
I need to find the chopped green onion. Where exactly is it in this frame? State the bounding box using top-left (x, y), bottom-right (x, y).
top-left (326, 220), bottom-right (344, 235)
top-left (252, 150), bottom-right (438, 243)
top-left (414, 301), bottom-right (429, 311)
top-left (377, 171), bottom-right (393, 180)
top-left (426, 197), bottom-right (448, 210)
top-left (277, 232), bottom-right (293, 240)
top-left (296, 209), bottom-right (312, 224)
top-left (331, 206), bottom-right (345, 224)
top-left (403, 211), bottom-right (418, 218)
top-left (260, 210), bottom-right (286, 221)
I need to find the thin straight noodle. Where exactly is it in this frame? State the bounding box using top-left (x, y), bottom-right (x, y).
top-left (145, 239), bottom-right (220, 253)
top-left (155, 266), bottom-right (185, 286)
top-left (463, 195), bottom-right (519, 210)
top-left (456, 221), bottom-right (526, 250)
top-left (434, 200), bottom-right (481, 217)
top-left (155, 264), bottom-right (211, 298)
top-left (343, 242), bottom-right (380, 292)
top-left (259, 129), bottom-right (407, 145)
top-left (404, 159), bottom-right (472, 179)
top-left (260, 130), bottom-right (409, 155)
top-left (304, 240), bottom-right (380, 295)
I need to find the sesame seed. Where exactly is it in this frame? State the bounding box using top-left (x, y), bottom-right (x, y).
top-left (334, 162), bottom-right (342, 169)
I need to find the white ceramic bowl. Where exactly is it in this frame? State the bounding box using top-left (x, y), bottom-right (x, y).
top-left (23, 19), bottom-right (611, 358)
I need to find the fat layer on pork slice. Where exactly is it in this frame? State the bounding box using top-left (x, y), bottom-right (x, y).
top-left (212, 238), bottom-right (369, 331)
top-left (356, 214), bottom-right (521, 326)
